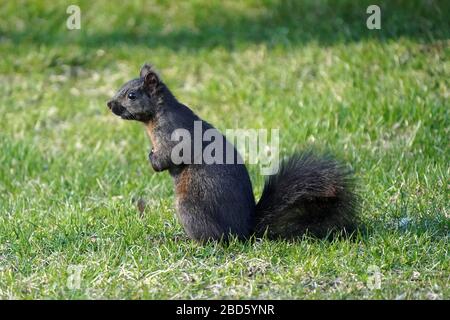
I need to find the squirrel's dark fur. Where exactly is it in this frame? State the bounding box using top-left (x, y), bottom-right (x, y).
top-left (107, 64), bottom-right (358, 242)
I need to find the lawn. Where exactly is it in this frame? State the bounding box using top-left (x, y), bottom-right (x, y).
top-left (0, 0), bottom-right (448, 299)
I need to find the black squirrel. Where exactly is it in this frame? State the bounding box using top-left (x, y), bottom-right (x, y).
top-left (107, 64), bottom-right (358, 242)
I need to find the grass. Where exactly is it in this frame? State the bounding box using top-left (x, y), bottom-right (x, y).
top-left (0, 0), bottom-right (448, 299)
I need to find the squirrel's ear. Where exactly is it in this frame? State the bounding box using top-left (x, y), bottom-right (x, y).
top-left (140, 64), bottom-right (153, 78)
top-left (140, 64), bottom-right (160, 92)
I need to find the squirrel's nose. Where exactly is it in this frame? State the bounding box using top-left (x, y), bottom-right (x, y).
top-left (107, 100), bottom-right (113, 109)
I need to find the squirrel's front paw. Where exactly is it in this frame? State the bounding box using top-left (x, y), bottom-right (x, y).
top-left (148, 149), bottom-right (165, 172)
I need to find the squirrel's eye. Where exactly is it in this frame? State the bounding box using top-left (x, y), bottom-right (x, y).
top-left (127, 92), bottom-right (137, 100)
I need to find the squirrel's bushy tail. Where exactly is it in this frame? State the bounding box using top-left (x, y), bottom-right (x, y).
top-left (255, 152), bottom-right (358, 239)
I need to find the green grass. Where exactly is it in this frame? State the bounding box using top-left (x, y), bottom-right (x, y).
top-left (0, 0), bottom-right (448, 299)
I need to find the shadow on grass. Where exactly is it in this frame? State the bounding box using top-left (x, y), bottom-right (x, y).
top-left (3, 0), bottom-right (449, 51)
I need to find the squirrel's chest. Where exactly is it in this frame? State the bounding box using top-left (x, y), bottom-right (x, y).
top-left (144, 121), bottom-right (161, 151)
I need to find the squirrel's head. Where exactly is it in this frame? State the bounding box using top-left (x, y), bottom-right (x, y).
top-left (107, 64), bottom-right (164, 122)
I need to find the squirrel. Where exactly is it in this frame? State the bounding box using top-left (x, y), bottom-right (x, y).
top-left (107, 64), bottom-right (358, 242)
